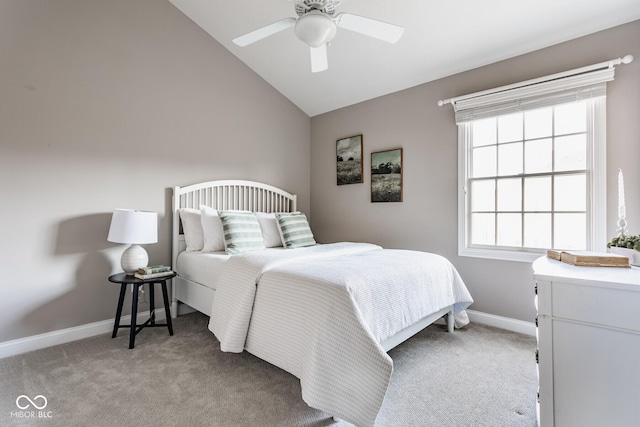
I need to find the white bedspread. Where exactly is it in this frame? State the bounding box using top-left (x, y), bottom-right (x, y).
top-left (208, 243), bottom-right (473, 426)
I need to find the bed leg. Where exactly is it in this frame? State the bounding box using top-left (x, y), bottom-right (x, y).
top-left (447, 310), bottom-right (455, 333)
top-left (169, 279), bottom-right (178, 318)
top-left (171, 300), bottom-right (178, 319)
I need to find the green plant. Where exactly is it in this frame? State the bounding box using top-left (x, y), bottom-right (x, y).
top-left (607, 234), bottom-right (640, 251)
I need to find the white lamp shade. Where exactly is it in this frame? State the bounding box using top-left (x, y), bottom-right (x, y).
top-left (108, 209), bottom-right (157, 275)
top-left (294, 11), bottom-right (337, 48)
top-left (108, 209), bottom-right (158, 244)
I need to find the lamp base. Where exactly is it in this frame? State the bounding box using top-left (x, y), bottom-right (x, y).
top-left (121, 244), bottom-right (149, 275)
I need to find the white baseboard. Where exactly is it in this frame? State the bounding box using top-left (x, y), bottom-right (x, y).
top-left (0, 310), bottom-right (167, 359)
top-left (0, 308), bottom-right (534, 359)
top-left (467, 309), bottom-right (536, 336)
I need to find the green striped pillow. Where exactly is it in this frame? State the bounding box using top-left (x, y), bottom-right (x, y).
top-left (218, 211), bottom-right (266, 254)
top-left (275, 212), bottom-right (316, 249)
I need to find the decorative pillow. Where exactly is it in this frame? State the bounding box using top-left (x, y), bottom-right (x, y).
top-left (275, 212), bottom-right (316, 249)
top-left (218, 210), bottom-right (266, 254)
top-left (255, 212), bottom-right (284, 248)
top-left (178, 208), bottom-right (204, 252)
top-left (200, 206), bottom-right (225, 252)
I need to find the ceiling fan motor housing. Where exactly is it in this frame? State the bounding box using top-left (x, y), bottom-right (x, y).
top-left (294, 0), bottom-right (340, 17)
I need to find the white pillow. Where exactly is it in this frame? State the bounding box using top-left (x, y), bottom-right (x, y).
top-left (178, 208), bottom-right (204, 252)
top-left (200, 206), bottom-right (225, 252)
top-left (255, 212), bottom-right (284, 248)
top-left (218, 210), bottom-right (266, 254)
top-left (275, 212), bottom-right (316, 249)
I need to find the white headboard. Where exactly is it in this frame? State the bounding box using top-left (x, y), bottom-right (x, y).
top-left (171, 180), bottom-right (297, 267)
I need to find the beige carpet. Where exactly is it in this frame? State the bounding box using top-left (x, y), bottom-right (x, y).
top-left (0, 312), bottom-right (537, 426)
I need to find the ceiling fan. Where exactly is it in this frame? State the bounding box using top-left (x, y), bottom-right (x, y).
top-left (232, 0), bottom-right (404, 73)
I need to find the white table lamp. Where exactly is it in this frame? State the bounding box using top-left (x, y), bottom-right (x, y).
top-left (108, 209), bottom-right (158, 275)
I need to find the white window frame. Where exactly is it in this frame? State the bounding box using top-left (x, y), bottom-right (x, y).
top-left (450, 66), bottom-right (616, 263)
top-left (457, 99), bottom-right (607, 262)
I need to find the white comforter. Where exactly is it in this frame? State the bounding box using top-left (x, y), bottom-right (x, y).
top-left (209, 243), bottom-right (473, 426)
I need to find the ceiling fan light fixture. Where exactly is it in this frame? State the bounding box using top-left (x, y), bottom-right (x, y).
top-left (294, 11), bottom-right (337, 48)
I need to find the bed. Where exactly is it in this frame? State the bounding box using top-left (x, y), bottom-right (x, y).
top-left (171, 180), bottom-right (473, 426)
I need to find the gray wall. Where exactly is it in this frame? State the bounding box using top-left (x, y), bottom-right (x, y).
top-left (1, 0), bottom-right (637, 347)
top-left (0, 0), bottom-right (310, 343)
top-left (310, 21), bottom-right (640, 323)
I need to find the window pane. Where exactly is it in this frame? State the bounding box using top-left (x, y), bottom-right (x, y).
top-left (555, 101), bottom-right (586, 135)
top-left (497, 213), bottom-right (522, 246)
top-left (525, 108), bottom-right (552, 139)
top-left (498, 113), bottom-right (523, 143)
top-left (460, 95), bottom-right (602, 261)
top-left (555, 174), bottom-right (586, 211)
top-left (554, 213), bottom-right (586, 250)
top-left (525, 138), bottom-right (552, 174)
top-left (471, 180), bottom-right (495, 211)
top-left (524, 176), bottom-right (551, 211)
top-left (498, 142), bottom-right (523, 176)
top-left (471, 213), bottom-right (495, 245)
top-left (472, 146), bottom-right (496, 178)
top-left (555, 134), bottom-right (586, 171)
top-left (497, 178), bottom-right (521, 211)
top-left (473, 118), bottom-right (496, 147)
top-left (524, 213), bottom-right (552, 248)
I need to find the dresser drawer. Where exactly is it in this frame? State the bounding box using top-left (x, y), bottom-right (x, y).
top-left (551, 281), bottom-right (640, 331)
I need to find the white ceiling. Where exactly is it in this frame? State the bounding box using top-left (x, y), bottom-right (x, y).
top-left (169, 0), bottom-right (640, 117)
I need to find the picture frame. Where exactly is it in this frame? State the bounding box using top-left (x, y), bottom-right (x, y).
top-left (336, 135), bottom-right (363, 185)
top-left (371, 148), bottom-right (403, 202)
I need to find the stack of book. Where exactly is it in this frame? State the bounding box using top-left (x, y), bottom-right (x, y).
top-left (134, 265), bottom-right (175, 279)
top-left (546, 250), bottom-right (630, 268)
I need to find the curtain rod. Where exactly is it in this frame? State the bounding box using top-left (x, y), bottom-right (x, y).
top-left (437, 54), bottom-right (634, 107)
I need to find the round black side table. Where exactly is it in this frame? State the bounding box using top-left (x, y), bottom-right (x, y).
top-left (108, 272), bottom-right (176, 349)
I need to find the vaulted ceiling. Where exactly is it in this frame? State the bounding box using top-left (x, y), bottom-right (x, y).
top-left (169, 0), bottom-right (640, 117)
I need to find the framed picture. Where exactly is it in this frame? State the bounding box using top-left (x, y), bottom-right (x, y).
top-left (336, 135), bottom-right (363, 185)
top-left (371, 148), bottom-right (403, 202)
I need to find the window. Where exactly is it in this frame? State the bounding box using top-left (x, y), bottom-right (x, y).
top-left (452, 67), bottom-right (613, 262)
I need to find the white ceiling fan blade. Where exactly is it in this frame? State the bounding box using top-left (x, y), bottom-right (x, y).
top-left (233, 18), bottom-right (297, 47)
top-left (310, 45), bottom-right (328, 73)
top-left (335, 13), bottom-right (404, 44)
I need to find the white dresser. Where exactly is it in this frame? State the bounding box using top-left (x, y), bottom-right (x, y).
top-left (532, 256), bottom-right (640, 427)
